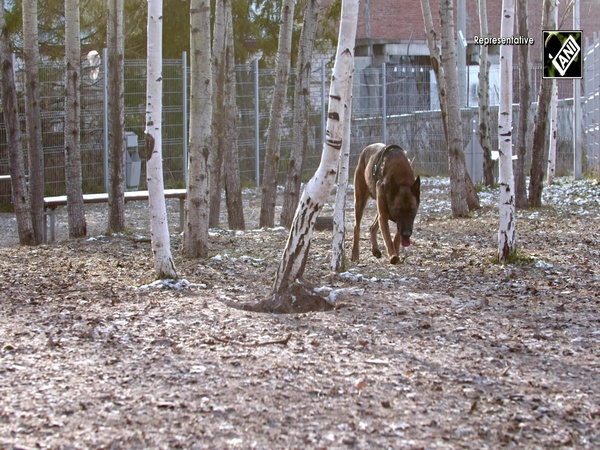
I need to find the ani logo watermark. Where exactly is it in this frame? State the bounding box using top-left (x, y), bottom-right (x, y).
top-left (543, 30), bottom-right (582, 79)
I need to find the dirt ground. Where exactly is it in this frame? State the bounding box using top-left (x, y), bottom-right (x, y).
top-left (0, 177), bottom-right (599, 449)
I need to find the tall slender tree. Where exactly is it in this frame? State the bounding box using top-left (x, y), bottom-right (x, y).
top-left (183, 0), bottom-right (212, 258)
top-left (146, 0), bottom-right (177, 279)
top-left (514, 0), bottom-right (530, 208)
top-left (478, 0), bottom-right (493, 187)
top-left (221, 0), bottom-right (245, 230)
top-left (546, 0), bottom-right (559, 185)
top-left (497, 0), bottom-right (516, 263)
top-left (209, 0), bottom-right (225, 227)
top-left (421, 0), bottom-right (479, 216)
top-left (0, 0), bottom-right (34, 245)
top-left (22, 0), bottom-right (45, 244)
top-left (259, 0), bottom-right (296, 228)
top-left (331, 71), bottom-right (353, 274)
top-left (281, 0), bottom-right (322, 229)
top-left (272, 0), bottom-right (358, 297)
top-left (438, 0), bottom-right (479, 216)
top-left (547, 80), bottom-right (558, 184)
top-left (64, 0), bottom-right (87, 238)
top-left (529, 0), bottom-right (556, 207)
top-left (107, 0), bottom-right (126, 232)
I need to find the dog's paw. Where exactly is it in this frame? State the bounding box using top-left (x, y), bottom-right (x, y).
top-left (372, 249), bottom-right (382, 259)
top-left (390, 255), bottom-right (400, 265)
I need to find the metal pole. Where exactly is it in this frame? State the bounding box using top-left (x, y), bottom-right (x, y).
top-left (182, 51), bottom-right (188, 186)
top-left (254, 58), bottom-right (260, 188)
top-left (457, 0), bottom-right (467, 108)
top-left (573, 0), bottom-right (582, 179)
top-left (102, 48), bottom-right (109, 192)
top-left (382, 62), bottom-right (387, 143)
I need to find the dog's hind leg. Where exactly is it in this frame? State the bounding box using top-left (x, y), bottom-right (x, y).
top-left (368, 215), bottom-right (382, 258)
top-left (351, 188), bottom-right (368, 262)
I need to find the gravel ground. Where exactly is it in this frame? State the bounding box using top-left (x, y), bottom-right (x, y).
top-left (0, 177), bottom-right (599, 449)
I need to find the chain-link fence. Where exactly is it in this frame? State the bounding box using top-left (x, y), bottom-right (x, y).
top-left (0, 53), bottom-right (578, 207)
top-left (584, 34), bottom-right (600, 175)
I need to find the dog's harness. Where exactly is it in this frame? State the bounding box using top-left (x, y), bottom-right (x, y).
top-left (372, 144), bottom-right (402, 182)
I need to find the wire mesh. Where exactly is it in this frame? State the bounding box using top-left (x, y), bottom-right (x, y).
top-left (0, 55), bottom-right (582, 207)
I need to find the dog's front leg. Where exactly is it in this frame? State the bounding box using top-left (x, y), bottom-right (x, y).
top-left (378, 214), bottom-right (399, 264)
top-left (376, 195), bottom-right (399, 264)
top-left (368, 215), bottom-right (382, 258)
top-left (393, 232), bottom-right (401, 254)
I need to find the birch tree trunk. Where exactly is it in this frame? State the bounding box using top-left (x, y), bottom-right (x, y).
top-left (209, 0), bottom-right (226, 228)
top-left (515, 0), bottom-right (530, 208)
top-left (497, 0), bottom-right (516, 263)
top-left (146, 0), bottom-right (177, 279)
top-left (272, 0), bottom-right (358, 296)
top-left (439, 0), bottom-right (470, 217)
top-left (107, 0), bottom-right (126, 232)
top-left (281, 0), bottom-right (322, 229)
top-left (183, 0), bottom-right (212, 258)
top-left (22, 0), bottom-right (45, 244)
top-left (478, 0), bottom-right (494, 187)
top-left (420, 0), bottom-right (448, 140)
top-left (0, 2), bottom-right (34, 245)
top-left (64, 0), bottom-right (87, 238)
top-left (529, 0), bottom-right (556, 207)
top-left (331, 76), bottom-right (353, 274)
top-left (547, 80), bottom-right (558, 184)
top-left (221, 0), bottom-right (245, 230)
top-left (421, 0), bottom-right (479, 216)
top-left (259, 0), bottom-right (296, 228)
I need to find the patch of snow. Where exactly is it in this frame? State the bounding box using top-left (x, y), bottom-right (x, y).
top-left (137, 278), bottom-right (206, 291)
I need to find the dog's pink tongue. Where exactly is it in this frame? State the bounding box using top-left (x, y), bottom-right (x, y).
top-left (401, 237), bottom-right (411, 247)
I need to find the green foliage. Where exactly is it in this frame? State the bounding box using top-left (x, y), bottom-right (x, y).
top-left (5, 0), bottom-right (340, 66)
top-left (492, 248), bottom-right (534, 266)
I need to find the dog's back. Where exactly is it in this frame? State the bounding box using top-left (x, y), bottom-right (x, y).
top-left (355, 143), bottom-right (415, 198)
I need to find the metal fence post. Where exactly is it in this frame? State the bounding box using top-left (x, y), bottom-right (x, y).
top-left (573, 1), bottom-right (582, 179)
top-left (182, 51), bottom-right (188, 186)
top-left (254, 58), bottom-right (260, 188)
top-left (382, 62), bottom-right (387, 143)
top-left (102, 48), bottom-right (109, 193)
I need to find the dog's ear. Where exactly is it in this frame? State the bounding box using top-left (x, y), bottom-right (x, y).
top-left (411, 176), bottom-right (421, 203)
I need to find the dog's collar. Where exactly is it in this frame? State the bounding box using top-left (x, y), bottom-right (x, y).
top-left (372, 144), bottom-right (402, 181)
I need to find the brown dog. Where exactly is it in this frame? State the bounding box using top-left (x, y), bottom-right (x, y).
top-left (351, 143), bottom-right (420, 264)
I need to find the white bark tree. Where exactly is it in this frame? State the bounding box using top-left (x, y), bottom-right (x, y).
top-left (331, 77), bottom-right (353, 274)
top-left (259, 0), bottom-right (296, 228)
top-left (0, 0), bottom-right (34, 245)
top-left (22, 0), bottom-right (45, 244)
top-left (183, 0), bottom-right (212, 258)
top-left (146, 0), bottom-right (177, 279)
top-left (107, 0), bottom-right (126, 232)
top-left (65, 0), bottom-right (87, 238)
top-left (497, 0), bottom-right (516, 263)
top-left (272, 0), bottom-right (358, 297)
